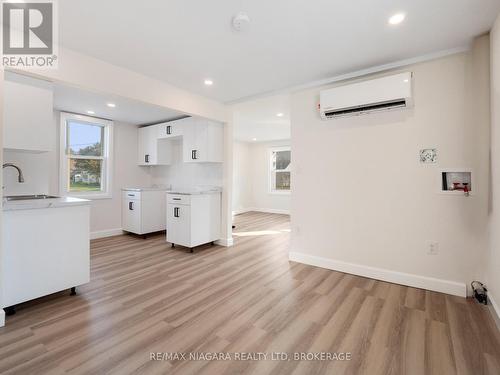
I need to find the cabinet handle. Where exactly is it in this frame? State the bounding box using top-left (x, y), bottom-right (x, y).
top-left (173, 198), bottom-right (181, 201)
top-left (145, 154), bottom-right (149, 163)
top-left (129, 202), bottom-right (134, 210)
top-left (174, 207), bottom-right (179, 217)
top-left (166, 125), bottom-right (171, 135)
top-left (192, 150), bottom-right (198, 160)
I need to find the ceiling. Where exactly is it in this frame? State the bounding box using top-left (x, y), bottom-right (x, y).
top-left (233, 94), bottom-right (290, 142)
top-left (53, 84), bottom-right (186, 125)
top-left (59, 0), bottom-right (500, 103)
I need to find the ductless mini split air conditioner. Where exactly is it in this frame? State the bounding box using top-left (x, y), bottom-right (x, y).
top-left (319, 72), bottom-right (413, 119)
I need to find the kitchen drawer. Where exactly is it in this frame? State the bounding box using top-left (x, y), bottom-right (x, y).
top-left (123, 190), bottom-right (141, 200)
top-left (167, 193), bottom-right (191, 205)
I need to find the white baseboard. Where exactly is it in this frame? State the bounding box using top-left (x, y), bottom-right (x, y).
top-left (488, 294), bottom-right (500, 331)
top-left (233, 207), bottom-right (290, 216)
top-left (90, 228), bottom-right (124, 240)
top-left (289, 251), bottom-right (466, 297)
top-left (0, 310), bottom-right (4, 327)
top-left (216, 237), bottom-right (234, 247)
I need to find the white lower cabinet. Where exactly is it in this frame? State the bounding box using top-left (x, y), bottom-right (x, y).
top-left (166, 192), bottom-right (221, 251)
top-left (122, 189), bottom-right (167, 235)
top-left (2, 204), bottom-right (90, 308)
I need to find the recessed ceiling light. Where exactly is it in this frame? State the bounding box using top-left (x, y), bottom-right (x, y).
top-left (107, 103), bottom-right (116, 108)
top-left (204, 79), bottom-right (213, 86)
top-left (276, 113), bottom-right (284, 117)
top-left (389, 13), bottom-right (406, 25)
top-left (87, 110), bottom-right (95, 115)
top-left (252, 137), bottom-right (257, 141)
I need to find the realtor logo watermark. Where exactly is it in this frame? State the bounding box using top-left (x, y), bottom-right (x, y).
top-left (1, 0), bottom-right (58, 68)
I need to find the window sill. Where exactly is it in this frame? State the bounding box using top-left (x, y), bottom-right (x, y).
top-left (269, 191), bottom-right (291, 195)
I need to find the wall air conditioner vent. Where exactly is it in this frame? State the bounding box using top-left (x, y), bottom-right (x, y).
top-left (319, 72), bottom-right (413, 120)
top-left (323, 99), bottom-right (407, 118)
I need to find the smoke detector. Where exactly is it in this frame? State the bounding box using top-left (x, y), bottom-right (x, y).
top-left (232, 12), bottom-right (251, 32)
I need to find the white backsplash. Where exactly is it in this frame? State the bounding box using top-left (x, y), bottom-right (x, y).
top-left (148, 139), bottom-right (222, 190)
top-left (2, 150), bottom-right (58, 196)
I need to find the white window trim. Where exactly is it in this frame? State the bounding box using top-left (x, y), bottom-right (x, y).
top-left (59, 112), bottom-right (114, 200)
top-left (269, 146), bottom-right (291, 195)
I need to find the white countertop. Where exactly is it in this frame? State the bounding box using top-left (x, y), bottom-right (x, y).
top-left (122, 186), bottom-right (222, 195)
top-left (167, 187), bottom-right (222, 195)
top-left (122, 186), bottom-right (170, 192)
top-left (3, 196), bottom-right (91, 211)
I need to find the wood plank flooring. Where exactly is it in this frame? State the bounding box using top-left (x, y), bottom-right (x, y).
top-left (0, 211), bottom-right (499, 374)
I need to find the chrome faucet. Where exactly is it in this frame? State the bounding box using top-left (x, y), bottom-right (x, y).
top-left (2, 163), bottom-right (25, 183)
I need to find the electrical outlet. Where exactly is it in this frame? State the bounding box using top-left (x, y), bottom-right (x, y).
top-left (427, 242), bottom-right (439, 255)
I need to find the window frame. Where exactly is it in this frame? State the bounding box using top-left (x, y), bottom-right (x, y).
top-left (59, 112), bottom-right (114, 199)
top-left (269, 146), bottom-right (291, 195)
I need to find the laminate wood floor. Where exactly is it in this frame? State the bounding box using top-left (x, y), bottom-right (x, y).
top-left (0, 212), bottom-right (499, 375)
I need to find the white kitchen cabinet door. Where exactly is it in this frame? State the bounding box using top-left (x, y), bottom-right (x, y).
top-left (157, 117), bottom-right (188, 139)
top-left (138, 124), bottom-right (171, 166)
top-left (181, 117), bottom-right (198, 162)
top-left (3, 205), bottom-right (90, 307)
top-left (122, 190), bottom-right (167, 235)
top-left (167, 203), bottom-right (191, 246)
top-left (138, 125), bottom-right (156, 165)
top-left (182, 119), bottom-right (223, 163)
top-left (4, 72), bottom-right (55, 152)
top-left (122, 196), bottom-right (142, 234)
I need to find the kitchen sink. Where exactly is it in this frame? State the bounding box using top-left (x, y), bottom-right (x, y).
top-left (4, 194), bottom-right (60, 201)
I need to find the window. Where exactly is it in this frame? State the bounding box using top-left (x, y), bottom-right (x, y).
top-left (60, 112), bottom-right (113, 199)
top-left (269, 146), bottom-right (291, 193)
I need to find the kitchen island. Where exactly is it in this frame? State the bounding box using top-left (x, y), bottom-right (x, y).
top-left (2, 196), bottom-right (91, 314)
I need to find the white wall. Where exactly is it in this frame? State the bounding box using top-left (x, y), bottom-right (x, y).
top-left (233, 139), bottom-right (291, 214)
top-left (488, 14), bottom-right (500, 321)
top-left (290, 36), bottom-right (490, 297)
top-left (233, 141), bottom-right (253, 212)
top-left (2, 151), bottom-right (56, 195)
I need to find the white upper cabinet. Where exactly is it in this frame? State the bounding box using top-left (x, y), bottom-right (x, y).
top-left (138, 117), bottom-right (223, 165)
top-left (182, 118), bottom-right (224, 163)
top-left (137, 124), bottom-right (171, 166)
top-left (3, 73), bottom-right (55, 152)
top-left (157, 117), bottom-right (187, 139)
